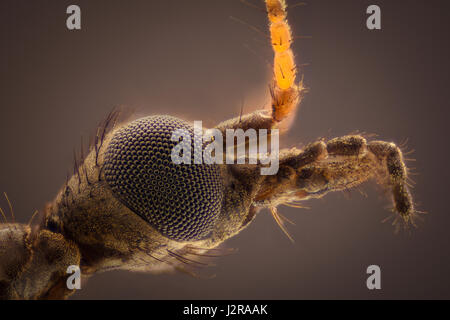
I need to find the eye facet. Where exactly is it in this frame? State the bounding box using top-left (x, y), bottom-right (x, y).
top-left (104, 115), bottom-right (223, 242)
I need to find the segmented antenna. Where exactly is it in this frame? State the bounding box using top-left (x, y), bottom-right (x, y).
top-left (265, 0), bottom-right (305, 121)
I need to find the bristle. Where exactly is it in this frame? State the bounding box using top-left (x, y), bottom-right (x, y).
top-left (289, 2), bottom-right (307, 9)
top-left (229, 16), bottom-right (269, 39)
top-left (83, 164), bottom-right (91, 186)
top-left (167, 249), bottom-right (210, 267)
top-left (80, 136), bottom-right (85, 163)
top-left (73, 149), bottom-right (81, 187)
top-left (239, 0), bottom-right (266, 11)
top-left (3, 192), bottom-right (15, 222)
top-left (0, 206), bottom-right (8, 223)
top-left (187, 245), bottom-right (238, 255)
top-left (28, 210), bottom-right (39, 226)
top-left (185, 245), bottom-right (238, 260)
top-left (270, 206), bottom-right (295, 242)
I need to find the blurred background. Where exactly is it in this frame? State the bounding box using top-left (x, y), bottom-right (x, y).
top-left (0, 0), bottom-right (449, 299)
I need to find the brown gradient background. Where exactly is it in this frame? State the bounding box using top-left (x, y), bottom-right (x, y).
top-left (0, 0), bottom-right (449, 299)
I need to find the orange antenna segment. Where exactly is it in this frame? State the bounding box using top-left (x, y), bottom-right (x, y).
top-left (265, 0), bottom-right (304, 122)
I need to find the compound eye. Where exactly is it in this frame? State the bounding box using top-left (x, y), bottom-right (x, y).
top-left (104, 115), bottom-right (223, 241)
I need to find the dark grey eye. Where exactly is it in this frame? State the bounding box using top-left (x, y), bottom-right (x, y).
top-left (104, 115), bottom-right (223, 241)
